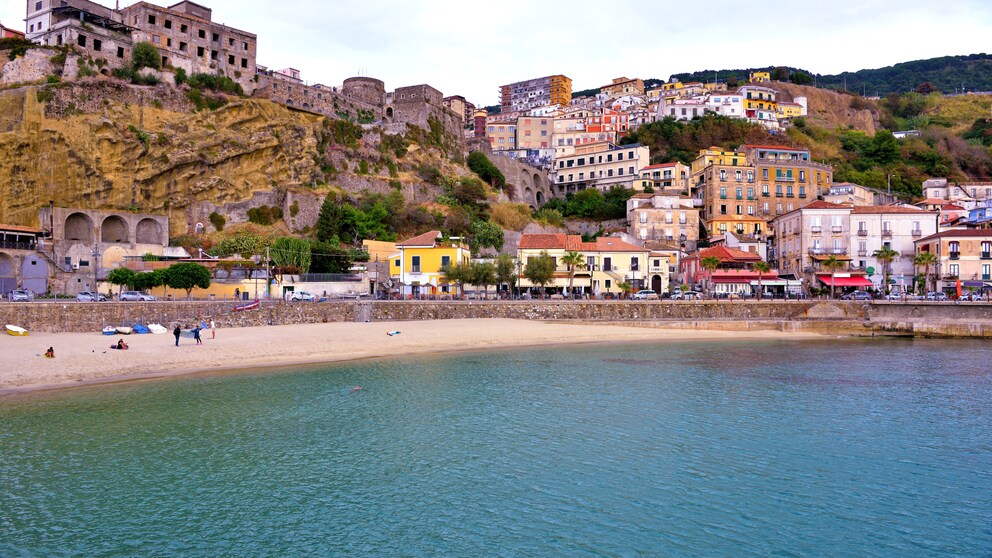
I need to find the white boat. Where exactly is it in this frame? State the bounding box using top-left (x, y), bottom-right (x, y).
top-left (5, 325), bottom-right (28, 337)
top-left (102, 326), bottom-right (117, 336)
top-left (115, 326), bottom-right (133, 335)
top-left (147, 323), bottom-right (167, 335)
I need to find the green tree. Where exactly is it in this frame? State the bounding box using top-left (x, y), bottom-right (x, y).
top-left (470, 261), bottom-right (497, 299)
top-left (132, 269), bottom-right (166, 291)
top-left (560, 250), bottom-right (586, 298)
top-left (165, 262), bottom-right (212, 299)
top-left (131, 41), bottom-right (160, 70)
top-left (441, 261), bottom-right (471, 298)
top-left (820, 255), bottom-right (845, 299)
top-left (466, 151), bottom-right (506, 189)
top-left (471, 220), bottom-right (504, 253)
top-left (617, 280), bottom-right (632, 299)
top-left (867, 130), bottom-right (900, 165)
top-left (523, 251), bottom-right (556, 299)
top-left (914, 251), bottom-right (938, 294)
top-left (700, 256), bottom-right (722, 295)
top-left (753, 261), bottom-right (771, 301)
top-left (107, 267), bottom-right (136, 298)
top-left (316, 193), bottom-right (345, 243)
top-left (270, 237), bottom-right (312, 282)
top-left (790, 71), bottom-right (813, 85)
top-left (310, 241), bottom-right (357, 274)
top-left (872, 246), bottom-right (899, 294)
top-left (494, 254), bottom-right (516, 296)
top-left (772, 66), bottom-right (789, 81)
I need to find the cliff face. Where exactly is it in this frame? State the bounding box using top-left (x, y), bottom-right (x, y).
top-left (772, 82), bottom-right (879, 134)
top-left (0, 82), bottom-right (324, 236)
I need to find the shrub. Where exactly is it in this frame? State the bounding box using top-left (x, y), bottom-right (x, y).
top-left (416, 164), bottom-right (443, 183)
top-left (131, 41), bottom-right (160, 70)
top-left (186, 73), bottom-right (244, 96)
top-left (1, 38), bottom-right (32, 60)
top-left (209, 211), bottom-right (226, 231)
top-left (186, 88), bottom-right (227, 111)
top-left (127, 125), bottom-right (151, 147)
top-left (490, 202), bottom-right (531, 231)
top-left (246, 205), bottom-right (283, 226)
top-left (358, 160), bottom-right (369, 175)
top-left (467, 151), bottom-right (506, 189)
top-left (46, 75), bottom-right (61, 84)
top-left (533, 208), bottom-right (565, 228)
top-left (390, 180), bottom-right (402, 191)
top-left (174, 67), bottom-right (187, 85)
top-left (289, 200), bottom-right (300, 218)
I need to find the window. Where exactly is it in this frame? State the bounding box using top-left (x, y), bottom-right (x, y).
top-left (164, 19), bottom-right (172, 29)
top-left (762, 184), bottom-right (769, 195)
top-left (228, 37), bottom-right (235, 46)
top-left (950, 264), bottom-right (959, 277)
top-left (36, 1), bottom-right (42, 10)
top-left (199, 29), bottom-right (206, 39)
top-left (441, 256), bottom-right (450, 268)
top-left (212, 32), bottom-right (220, 42)
top-left (117, 46), bottom-right (124, 58)
top-left (228, 54), bottom-right (235, 65)
top-left (411, 256), bottom-right (421, 272)
top-left (736, 205), bottom-right (743, 215)
top-left (720, 204), bottom-right (727, 215)
top-left (747, 205), bottom-right (754, 215)
top-left (166, 38), bottom-right (172, 47)
top-left (736, 187), bottom-right (743, 199)
top-left (93, 38), bottom-right (101, 51)
top-left (720, 170), bottom-right (727, 181)
top-left (243, 41), bottom-right (249, 51)
top-left (181, 24), bottom-right (188, 33)
top-left (147, 15), bottom-right (156, 25)
top-left (799, 170), bottom-right (806, 182)
top-left (762, 168), bottom-right (769, 180)
top-left (179, 42), bottom-right (187, 52)
top-left (77, 34), bottom-right (86, 47)
top-left (197, 46), bottom-right (204, 57)
top-left (241, 58), bottom-right (248, 68)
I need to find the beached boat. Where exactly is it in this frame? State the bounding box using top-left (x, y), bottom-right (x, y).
top-left (233, 299), bottom-right (260, 312)
top-left (147, 324), bottom-right (167, 335)
top-left (5, 325), bottom-right (28, 337)
top-left (116, 326), bottom-right (133, 335)
top-left (102, 326), bottom-right (117, 336)
top-left (132, 325), bottom-right (150, 335)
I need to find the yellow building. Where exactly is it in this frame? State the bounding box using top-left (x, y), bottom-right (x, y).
top-left (388, 231), bottom-right (471, 297)
top-left (516, 115), bottom-right (554, 150)
top-left (517, 234), bottom-right (651, 295)
top-left (777, 101), bottom-right (805, 118)
top-left (739, 85), bottom-right (780, 126)
top-left (485, 117), bottom-right (517, 152)
top-left (749, 71), bottom-right (771, 83)
top-left (601, 77), bottom-right (645, 98)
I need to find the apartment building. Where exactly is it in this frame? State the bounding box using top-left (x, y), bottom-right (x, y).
top-left (600, 77), bottom-right (645, 99)
top-left (485, 118), bottom-right (516, 152)
top-left (691, 147), bottom-right (767, 238)
top-left (915, 229), bottom-right (992, 294)
top-left (850, 206), bottom-right (938, 291)
top-left (25, 0), bottom-right (256, 92)
top-left (922, 178), bottom-right (992, 209)
top-left (742, 144), bottom-right (833, 218)
top-left (627, 193), bottom-right (700, 251)
top-left (824, 182), bottom-right (899, 206)
top-left (442, 95), bottom-right (475, 124)
top-left (706, 93), bottom-right (743, 117)
top-left (585, 107), bottom-right (629, 138)
top-left (659, 98), bottom-right (709, 121)
top-left (552, 142), bottom-right (650, 194)
top-left (516, 234), bottom-right (650, 295)
top-left (769, 201), bottom-right (859, 285)
top-left (515, 115), bottom-right (553, 151)
top-left (739, 85), bottom-right (779, 128)
top-left (387, 231), bottom-right (471, 298)
top-left (640, 162), bottom-right (690, 192)
top-left (551, 117), bottom-right (611, 158)
top-left (500, 75), bottom-right (572, 114)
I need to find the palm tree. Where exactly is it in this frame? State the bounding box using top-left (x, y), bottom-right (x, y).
top-left (617, 280), bottom-right (632, 300)
top-left (872, 246), bottom-right (899, 295)
top-left (700, 256), bottom-right (722, 296)
top-left (821, 255), bottom-right (844, 299)
top-left (560, 250), bottom-right (586, 299)
top-left (914, 252), bottom-right (938, 295)
top-left (753, 261), bottom-right (771, 301)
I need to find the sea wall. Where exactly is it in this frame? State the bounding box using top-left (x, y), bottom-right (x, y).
top-left (1, 300), bottom-right (990, 338)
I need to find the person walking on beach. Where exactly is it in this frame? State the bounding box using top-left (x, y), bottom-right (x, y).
top-left (193, 326), bottom-right (202, 345)
top-left (210, 318), bottom-right (216, 340)
top-left (173, 325), bottom-right (181, 347)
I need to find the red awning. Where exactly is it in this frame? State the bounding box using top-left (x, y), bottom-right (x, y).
top-left (817, 275), bottom-right (873, 287)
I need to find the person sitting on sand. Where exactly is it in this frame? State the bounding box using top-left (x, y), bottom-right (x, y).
top-left (116, 339), bottom-right (128, 350)
top-left (44, 347), bottom-right (54, 359)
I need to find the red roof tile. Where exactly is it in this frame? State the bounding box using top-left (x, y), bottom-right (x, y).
top-left (942, 204), bottom-right (966, 210)
top-left (851, 205), bottom-right (931, 214)
top-left (695, 245), bottom-right (762, 262)
top-left (917, 229), bottom-right (992, 243)
top-left (396, 230), bottom-right (441, 247)
top-left (640, 162), bottom-right (678, 170)
top-left (0, 223), bottom-right (43, 234)
top-left (801, 200), bottom-right (851, 210)
top-left (519, 234), bottom-right (643, 252)
top-left (742, 144), bottom-right (805, 151)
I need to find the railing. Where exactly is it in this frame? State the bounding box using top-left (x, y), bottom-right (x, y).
top-left (857, 230), bottom-right (868, 237)
top-left (984, 274), bottom-right (991, 281)
top-left (0, 241), bottom-right (36, 251)
top-left (858, 251), bottom-right (868, 257)
top-left (720, 195), bottom-right (727, 199)
top-left (776, 192), bottom-right (783, 198)
top-left (298, 273), bottom-right (363, 283)
top-left (799, 193), bottom-right (807, 198)
top-left (762, 192), bottom-right (770, 197)
top-left (786, 193), bottom-right (794, 198)
top-left (881, 230), bottom-right (893, 238)
top-left (829, 248), bottom-right (847, 255)
top-left (411, 266), bottom-right (422, 273)
top-left (982, 252), bottom-right (991, 260)
top-left (811, 226), bottom-right (822, 233)
top-left (912, 230), bottom-right (923, 237)
top-left (949, 253), bottom-right (960, 260)
top-left (832, 226), bottom-right (843, 233)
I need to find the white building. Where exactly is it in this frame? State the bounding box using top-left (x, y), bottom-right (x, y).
top-left (706, 94), bottom-right (743, 117)
top-left (849, 206), bottom-right (938, 292)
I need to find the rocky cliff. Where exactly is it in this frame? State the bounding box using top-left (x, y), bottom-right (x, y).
top-left (771, 82), bottom-right (879, 134)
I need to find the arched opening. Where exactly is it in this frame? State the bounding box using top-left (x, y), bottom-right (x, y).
top-left (102, 246), bottom-right (129, 270)
top-left (0, 253), bottom-right (15, 295)
top-left (386, 107), bottom-right (393, 118)
top-left (21, 254), bottom-right (49, 295)
top-left (535, 191), bottom-right (545, 205)
top-left (195, 223), bottom-right (204, 234)
top-left (533, 173), bottom-right (542, 188)
top-left (135, 218), bottom-right (163, 245)
top-left (651, 274), bottom-right (662, 293)
top-left (64, 212), bottom-right (95, 242)
top-left (101, 215), bottom-right (129, 243)
top-left (520, 169), bottom-right (531, 189)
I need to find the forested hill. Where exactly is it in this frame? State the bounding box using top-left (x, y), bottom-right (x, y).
top-left (667, 54), bottom-right (992, 95)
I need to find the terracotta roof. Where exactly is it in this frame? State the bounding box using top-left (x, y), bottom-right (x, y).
top-left (851, 205), bottom-right (931, 214)
top-left (640, 162), bottom-right (679, 170)
top-left (583, 237), bottom-right (645, 252)
top-left (0, 224), bottom-right (43, 234)
top-left (916, 229), bottom-right (992, 243)
top-left (801, 200), bottom-right (851, 210)
top-left (518, 234), bottom-right (644, 252)
top-left (742, 144), bottom-right (804, 151)
top-left (631, 193), bottom-right (654, 199)
top-left (942, 204), bottom-right (966, 210)
top-left (695, 245), bottom-right (762, 262)
top-left (396, 230), bottom-right (441, 247)
top-left (916, 198), bottom-right (950, 205)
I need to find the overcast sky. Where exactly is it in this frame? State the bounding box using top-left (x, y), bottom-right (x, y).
top-left (4, 0), bottom-right (990, 106)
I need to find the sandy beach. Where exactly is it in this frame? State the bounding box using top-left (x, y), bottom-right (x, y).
top-left (0, 319), bottom-right (824, 395)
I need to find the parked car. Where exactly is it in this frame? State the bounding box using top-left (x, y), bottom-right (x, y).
top-left (120, 291), bottom-right (157, 301)
top-left (883, 293), bottom-right (906, 301)
top-left (76, 291), bottom-right (107, 302)
top-left (926, 291), bottom-right (948, 301)
top-left (672, 290), bottom-right (701, 300)
top-left (288, 291), bottom-right (317, 302)
top-left (9, 289), bottom-right (32, 302)
top-left (632, 289), bottom-right (659, 300)
top-left (842, 290), bottom-right (873, 301)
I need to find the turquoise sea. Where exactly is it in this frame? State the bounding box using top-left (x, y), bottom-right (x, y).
top-left (1, 339), bottom-right (991, 557)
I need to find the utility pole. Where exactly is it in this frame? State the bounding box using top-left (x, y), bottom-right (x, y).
top-left (265, 246), bottom-right (270, 300)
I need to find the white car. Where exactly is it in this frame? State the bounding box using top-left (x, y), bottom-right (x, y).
top-left (76, 291), bottom-right (108, 302)
top-left (672, 290), bottom-right (701, 300)
top-left (120, 291), bottom-right (157, 301)
top-left (289, 291), bottom-right (317, 302)
top-left (632, 289), bottom-right (659, 300)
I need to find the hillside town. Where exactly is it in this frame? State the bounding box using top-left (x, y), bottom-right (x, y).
top-left (1, 0), bottom-right (992, 303)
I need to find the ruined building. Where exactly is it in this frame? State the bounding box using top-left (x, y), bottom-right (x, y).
top-left (25, 0), bottom-right (257, 93)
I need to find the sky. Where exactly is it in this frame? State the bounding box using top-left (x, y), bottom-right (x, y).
top-left (4, 0), bottom-right (991, 106)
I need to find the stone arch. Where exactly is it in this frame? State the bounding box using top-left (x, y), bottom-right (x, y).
top-left (195, 223), bottom-right (204, 234)
top-left (102, 246), bottom-right (129, 270)
top-left (302, 102), bottom-right (311, 109)
top-left (101, 215), bottom-right (129, 243)
top-left (533, 173), bottom-right (542, 189)
top-left (536, 191), bottom-right (545, 205)
top-left (135, 218), bottom-right (163, 245)
top-left (520, 169), bottom-right (532, 190)
top-left (386, 107), bottom-right (393, 118)
top-left (651, 274), bottom-right (662, 293)
top-left (524, 187), bottom-right (535, 205)
top-left (21, 254), bottom-right (48, 294)
top-left (64, 212), bottom-right (94, 242)
top-left (0, 253), bottom-right (14, 295)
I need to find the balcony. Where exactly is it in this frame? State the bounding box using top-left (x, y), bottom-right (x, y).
top-left (858, 251), bottom-right (868, 257)
top-left (736, 195), bottom-right (743, 200)
top-left (762, 192), bottom-right (770, 197)
top-left (857, 230), bottom-right (868, 237)
top-left (720, 194), bottom-right (728, 199)
top-left (410, 266), bottom-right (421, 273)
top-left (949, 252), bottom-right (960, 260)
top-left (776, 193), bottom-right (783, 198)
top-left (786, 193), bottom-right (795, 198)
top-left (799, 193), bottom-right (807, 198)
top-left (829, 248), bottom-right (847, 255)
top-left (911, 229), bottom-right (923, 238)
top-left (811, 226), bottom-right (823, 234)
top-left (832, 226), bottom-right (843, 233)
top-left (982, 252), bottom-right (991, 260)
top-left (881, 230), bottom-right (893, 238)
top-left (984, 274), bottom-right (991, 281)
top-left (747, 196), bottom-right (755, 200)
